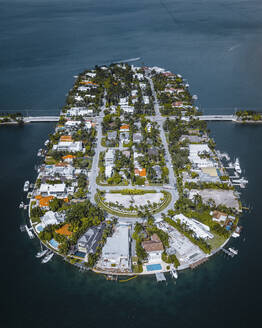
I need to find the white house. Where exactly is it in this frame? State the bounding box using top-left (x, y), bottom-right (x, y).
top-left (67, 107), bottom-right (93, 117)
top-left (174, 213), bottom-right (213, 240)
top-left (53, 141), bottom-right (83, 153)
top-left (39, 183), bottom-right (66, 196)
top-left (143, 96), bottom-right (150, 105)
top-left (188, 144), bottom-right (214, 168)
top-left (98, 224), bottom-right (131, 272)
top-left (105, 149), bottom-right (115, 178)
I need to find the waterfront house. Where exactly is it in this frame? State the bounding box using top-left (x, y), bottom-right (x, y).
top-left (39, 183), bottom-right (67, 197)
top-left (53, 140), bottom-right (83, 153)
top-left (173, 214), bottom-right (214, 240)
top-left (97, 224), bottom-right (131, 272)
top-left (40, 211), bottom-right (65, 228)
top-left (77, 224), bottom-right (105, 255)
top-left (211, 210), bottom-right (228, 224)
top-left (142, 234), bottom-right (164, 262)
top-left (188, 144), bottom-right (214, 168)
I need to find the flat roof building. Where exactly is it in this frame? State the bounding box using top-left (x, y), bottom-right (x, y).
top-left (97, 224), bottom-right (131, 272)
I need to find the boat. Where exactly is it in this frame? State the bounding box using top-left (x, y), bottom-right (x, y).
top-left (36, 249), bottom-right (48, 258)
top-left (36, 242), bottom-right (47, 258)
top-left (23, 180), bottom-right (29, 192)
top-left (228, 247), bottom-right (238, 255)
top-left (37, 149), bottom-right (42, 157)
top-left (41, 252), bottom-right (54, 264)
top-left (19, 201), bottom-right (24, 209)
top-left (234, 158), bottom-right (241, 174)
top-left (44, 140), bottom-right (49, 146)
top-left (232, 226), bottom-right (242, 238)
top-left (170, 268), bottom-right (178, 279)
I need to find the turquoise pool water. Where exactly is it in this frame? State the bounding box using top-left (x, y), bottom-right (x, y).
top-left (49, 239), bottom-right (59, 249)
top-left (146, 264), bottom-right (162, 272)
top-left (36, 224), bottom-right (43, 233)
top-left (74, 251), bottom-right (86, 258)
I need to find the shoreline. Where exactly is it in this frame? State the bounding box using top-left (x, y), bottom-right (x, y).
top-left (26, 63), bottom-right (243, 278)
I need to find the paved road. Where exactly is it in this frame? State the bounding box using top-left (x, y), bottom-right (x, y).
top-left (89, 79), bottom-right (179, 217)
top-left (89, 95), bottom-right (106, 203)
top-left (146, 74), bottom-right (179, 207)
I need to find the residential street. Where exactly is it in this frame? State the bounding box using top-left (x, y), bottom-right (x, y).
top-left (89, 78), bottom-right (179, 218)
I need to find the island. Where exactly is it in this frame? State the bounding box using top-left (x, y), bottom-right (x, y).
top-left (27, 63), bottom-right (244, 277)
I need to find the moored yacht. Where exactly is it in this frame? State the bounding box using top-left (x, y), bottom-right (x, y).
top-left (234, 158), bottom-right (241, 174)
top-left (36, 249), bottom-right (48, 258)
top-left (23, 181), bottom-right (29, 192)
top-left (41, 252), bottom-right (54, 263)
top-left (170, 267), bottom-right (178, 279)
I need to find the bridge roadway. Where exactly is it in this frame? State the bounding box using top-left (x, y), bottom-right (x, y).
top-left (24, 116), bottom-right (60, 122)
top-left (22, 114), bottom-right (237, 123)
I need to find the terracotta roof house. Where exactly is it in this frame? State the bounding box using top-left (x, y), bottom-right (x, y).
top-left (120, 124), bottom-right (130, 131)
top-left (55, 224), bottom-right (73, 237)
top-left (60, 135), bottom-right (73, 142)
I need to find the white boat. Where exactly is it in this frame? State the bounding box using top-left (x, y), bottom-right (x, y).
top-left (232, 232), bottom-right (240, 238)
top-left (170, 268), bottom-right (178, 279)
top-left (37, 149), bottom-right (42, 157)
top-left (44, 140), bottom-right (49, 146)
top-left (234, 158), bottom-right (241, 174)
top-left (36, 249), bottom-right (48, 258)
top-left (23, 180), bottom-right (29, 192)
top-left (229, 247), bottom-right (238, 255)
top-left (41, 252), bottom-right (54, 264)
top-left (19, 201), bottom-right (24, 209)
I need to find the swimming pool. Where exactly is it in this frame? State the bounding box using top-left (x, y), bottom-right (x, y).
top-left (49, 239), bottom-right (59, 249)
top-left (74, 251), bottom-right (86, 258)
top-left (35, 224), bottom-right (43, 233)
top-left (146, 264), bottom-right (162, 272)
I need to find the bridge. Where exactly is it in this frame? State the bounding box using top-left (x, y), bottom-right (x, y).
top-left (198, 115), bottom-right (236, 121)
top-left (21, 114), bottom-right (237, 123)
top-left (23, 116), bottom-right (60, 123)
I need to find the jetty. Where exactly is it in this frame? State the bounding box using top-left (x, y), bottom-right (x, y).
top-left (155, 272), bottom-right (166, 282)
top-left (25, 225), bottom-right (35, 239)
top-left (221, 248), bottom-right (235, 258)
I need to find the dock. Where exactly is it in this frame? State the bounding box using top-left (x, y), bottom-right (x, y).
top-left (25, 225), bottom-right (35, 239)
top-left (221, 248), bottom-right (235, 257)
top-left (155, 272), bottom-right (166, 282)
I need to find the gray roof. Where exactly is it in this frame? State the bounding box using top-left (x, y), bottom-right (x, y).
top-left (148, 147), bottom-right (159, 156)
top-left (133, 133), bottom-right (143, 143)
top-left (180, 135), bottom-right (206, 143)
top-left (153, 165), bottom-right (162, 178)
top-left (107, 131), bottom-right (117, 140)
top-left (77, 224), bottom-right (105, 254)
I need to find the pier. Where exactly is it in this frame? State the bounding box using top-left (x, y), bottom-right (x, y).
top-left (25, 225), bottom-right (35, 239)
top-left (221, 248), bottom-right (235, 257)
top-left (155, 272), bottom-right (166, 282)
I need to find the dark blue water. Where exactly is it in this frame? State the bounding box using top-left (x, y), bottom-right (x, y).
top-left (1, 1), bottom-right (262, 327)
